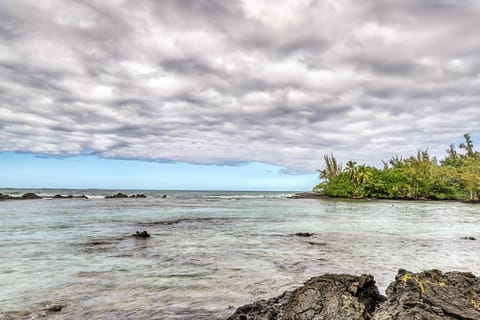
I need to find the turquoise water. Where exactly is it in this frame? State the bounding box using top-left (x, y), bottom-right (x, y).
top-left (0, 190), bottom-right (479, 319)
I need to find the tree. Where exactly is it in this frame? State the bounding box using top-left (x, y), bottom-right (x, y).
top-left (318, 154), bottom-right (342, 182)
top-left (460, 158), bottom-right (480, 200)
top-left (403, 149), bottom-right (434, 199)
top-left (388, 155), bottom-right (404, 168)
top-left (355, 165), bottom-right (372, 186)
top-left (442, 144), bottom-right (462, 167)
top-left (459, 133), bottom-right (475, 158)
top-left (344, 160), bottom-right (357, 181)
top-left (446, 144), bottom-right (458, 159)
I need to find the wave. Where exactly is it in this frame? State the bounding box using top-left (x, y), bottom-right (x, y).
top-left (202, 194), bottom-right (293, 200)
top-left (83, 195), bottom-right (106, 199)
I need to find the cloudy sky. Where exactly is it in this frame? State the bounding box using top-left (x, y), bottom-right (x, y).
top-left (1, 0), bottom-right (480, 189)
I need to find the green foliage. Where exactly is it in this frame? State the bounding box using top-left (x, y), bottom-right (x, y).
top-left (317, 153), bottom-right (342, 182)
top-left (314, 133), bottom-right (480, 201)
top-left (320, 172), bottom-right (356, 197)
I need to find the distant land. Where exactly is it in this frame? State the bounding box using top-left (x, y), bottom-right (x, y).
top-left (314, 133), bottom-right (480, 202)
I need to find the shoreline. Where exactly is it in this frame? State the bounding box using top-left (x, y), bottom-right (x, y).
top-left (288, 192), bottom-right (476, 204)
top-left (228, 269), bottom-right (480, 319)
top-left (0, 192), bottom-right (148, 201)
top-left (2, 191), bottom-right (477, 204)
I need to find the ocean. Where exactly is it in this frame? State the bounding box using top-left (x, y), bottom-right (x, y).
top-left (0, 189), bottom-right (479, 319)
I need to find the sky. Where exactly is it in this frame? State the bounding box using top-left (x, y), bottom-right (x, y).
top-left (1, 0), bottom-right (480, 190)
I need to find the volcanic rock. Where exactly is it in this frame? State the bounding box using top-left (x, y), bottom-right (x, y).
top-left (228, 270), bottom-right (480, 320)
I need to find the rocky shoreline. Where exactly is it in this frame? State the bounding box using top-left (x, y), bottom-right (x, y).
top-left (288, 192), bottom-right (479, 204)
top-left (0, 192), bottom-right (148, 201)
top-left (2, 269), bottom-right (479, 319)
top-left (228, 269), bottom-right (480, 320)
top-left (287, 192), bottom-right (325, 199)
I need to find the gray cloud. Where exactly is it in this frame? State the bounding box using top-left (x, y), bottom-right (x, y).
top-left (1, 0), bottom-right (480, 173)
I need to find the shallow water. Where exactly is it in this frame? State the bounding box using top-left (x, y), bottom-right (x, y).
top-left (0, 189), bottom-right (479, 319)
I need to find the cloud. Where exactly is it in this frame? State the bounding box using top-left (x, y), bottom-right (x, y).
top-left (1, 0), bottom-right (480, 172)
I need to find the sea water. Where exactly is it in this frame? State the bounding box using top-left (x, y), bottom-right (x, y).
top-left (0, 189), bottom-right (479, 319)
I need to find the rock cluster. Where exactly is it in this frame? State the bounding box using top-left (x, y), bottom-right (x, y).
top-left (0, 193), bottom-right (43, 200)
top-left (106, 193), bottom-right (147, 198)
top-left (53, 194), bottom-right (88, 199)
top-left (228, 269), bottom-right (480, 320)
top-left (1, 192), bottom-right (147, 200)
top-left (132, 230), bottom-right (151, 238)
top-left (287, 192), bottom-right (323, 199)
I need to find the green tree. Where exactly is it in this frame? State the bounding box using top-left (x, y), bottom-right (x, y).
top-left (318, 154), bottom-right (342, 182)
top-left (402, 149), bottom-right (434, 199)
top-left (460, 158), bottom-right (480, 200)
top-left (344, 160), bottom-right (357, 181)
top-left (459, 133), bottom-right (475, 158)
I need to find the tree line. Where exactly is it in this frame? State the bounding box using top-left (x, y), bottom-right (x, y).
top-left (314, 133), bottom-right (480, 201)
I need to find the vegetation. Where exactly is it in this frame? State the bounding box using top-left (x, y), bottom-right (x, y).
top-left (313, 133), bottom-right (480, 201)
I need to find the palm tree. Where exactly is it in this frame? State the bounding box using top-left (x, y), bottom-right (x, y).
top-left (388, 155), bottom-right (404, 168)
top-left (355, 165), bottom-right (372, 186)
top-left (446, 144), bottom-right (458, 160)
top-left (318, 154), bottom-right (342, 182)
top-left (344, 160), bottom-right (357, 181)
top-left (459, 133), bottom-right (475, 158)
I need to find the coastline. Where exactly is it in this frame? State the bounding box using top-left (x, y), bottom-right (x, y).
top-left (2, 190), bottom-right (475, 204)
top-left (228, 269), bottom-right (480, 319)
top-left (288, 192), bottom-right (473, 203)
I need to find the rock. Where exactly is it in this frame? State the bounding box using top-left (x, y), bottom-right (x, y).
top-left (47, 304), bottom-right (64, 312)
top-left (1, 303), bottom-right (65, 319)
top-left (21, 193), bottom-right (41, 199)
top-left (228, 270), bottom-right (480, 320)
top-left (133, 230), bottom-right (150, 238)
top-left (107, 193), bottom-right (145, 198)
top-left (287, 192), bottom-right (323, 199)
top-left (373, 269), bottom-right (480, 319)
top-left (53, 194), bottom-right (87, 199)
top-left (228, 274), bottom-right (384, 320)
top-left (0, 193), bottom-right (11, 200)
top-left (106, 192), bottom-right (129, 199)
top-left (228, 291), bottom-right (293, 320)
top-left (162, 194), bottom-right (167, 198)
top-left (130, 194), bottom-right (147, 198)
top-left (294, 232), bottom-right (314, 237)
top-left (305, 241), bottom-right (327, 246)
top-left (462, 236), bottom-right (476, 240)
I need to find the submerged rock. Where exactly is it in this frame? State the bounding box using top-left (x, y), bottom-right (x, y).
top-left (294, 232), bottom-right (314, 237)
top-left (46, 304), bottom-right (64, 312)
top-left (133, 230), bottom-right (151, 238)
top-left (228, 270), bottom-right (480, 320)
top-left (1, 302), bottom-right (66, 319)
top-left (228, 274), bottom-right (384, 320)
